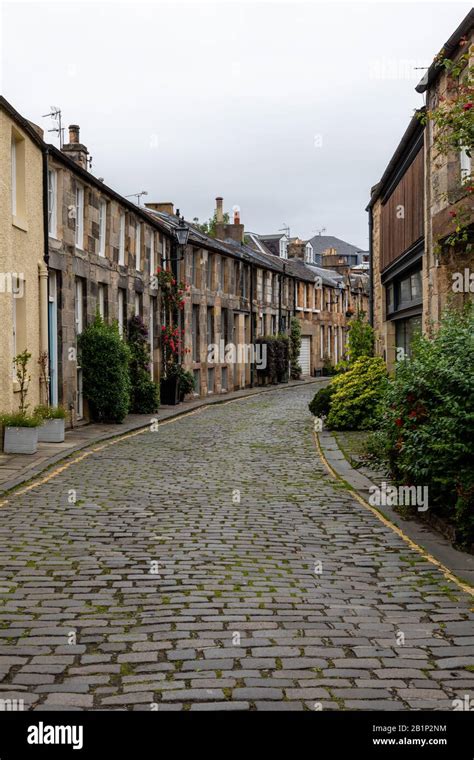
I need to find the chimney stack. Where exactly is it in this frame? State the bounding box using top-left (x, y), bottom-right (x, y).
top-left (69, 124), bottom-right (80, 143)
top-left (214, 197), bottom-right (244, 244)
top-left (61, 123), bottom-right (89, 171)
top-left (215, 196), bottom-right (224, 223)
top-left (145, 202), bottom-right (175, 216)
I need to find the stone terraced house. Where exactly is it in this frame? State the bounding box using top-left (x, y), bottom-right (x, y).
top-left (368, 9), bottom-right (474, 368)
top-left (0, 97), bottom-right (369, 425)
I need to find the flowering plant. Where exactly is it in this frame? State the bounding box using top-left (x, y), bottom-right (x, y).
top-left (156, 267), bottom-right (190, 311)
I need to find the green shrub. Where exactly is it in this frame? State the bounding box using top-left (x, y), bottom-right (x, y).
top-left (346, 311), bottom-right (374, 362)
top-left (0, 412), bottom-right (41, 428)
top-left (308, 384), bottom-right (334, 418)
top-left (368, 305), bottom-right (474, 547)
top-left (127, 316), bottom-right (160, 414)
top-left (256, 336), bottom-right (289, 384)
top-left (78, 315), bottom-right (131, 423)
top-left (289, 318), bottom-right (302, 379)
top-left (34, 405), bottom-right (67, 420)
top-left (322, 355), bottom-right (336, 376)
top-left (326, 356), bottom-right (387, 430)
top-left (168, 364), bottom-right (195, 398)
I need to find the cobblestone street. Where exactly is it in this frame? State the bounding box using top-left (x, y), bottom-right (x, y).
top-left (0, 385), bottom-right (473, 711)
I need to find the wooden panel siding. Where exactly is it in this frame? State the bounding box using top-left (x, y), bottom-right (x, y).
top-left (381, 148), bottom-right (424, 271)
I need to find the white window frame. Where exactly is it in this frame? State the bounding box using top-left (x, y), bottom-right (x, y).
top-left (134, 292), bottom-right (140, 316)
top-left (99, 200), bottom-right (107, 256)
top-left (75, 278), bottom-right (84, 334)
top-left (320, 325), bottom-right (324, 360)
top-left (98, 283), bottom-right (106, 319)
top-left (119, 213), bottom-right (125, 265)
top-left (118, 289), bottom-right (125, 337)
top-left (48, 169), bottom-right (57, 238)
top-left (305, 243), bottom-right (313, 263)
top-left (75, 185), bottom-right (84, 249)
top-left (460, 146), bottom-right (471, 184)
top-left (149, 231), bottom-right (155, 275)
top-left (327, 326), bottom-right (332, 357)
top-left (279, 237), bottom-right (288, 259)
top-left (11, 136), bottom-right (17, 216)
top-left (136, 223), bottom-right (141, 270)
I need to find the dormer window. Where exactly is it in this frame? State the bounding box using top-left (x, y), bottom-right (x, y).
top-left (279, 237), bottom-right (288, 259)
top-left (305, 243), bottom-right (314, 263)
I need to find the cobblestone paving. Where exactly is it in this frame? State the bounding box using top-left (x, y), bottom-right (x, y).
top-left (0, 385), bottom-right (473, 711)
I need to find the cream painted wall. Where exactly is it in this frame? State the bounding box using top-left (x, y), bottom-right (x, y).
top-left (0, 109), bottom-right (44, 415)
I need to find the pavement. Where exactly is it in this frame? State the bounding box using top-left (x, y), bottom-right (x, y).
top-left (0, 383), bottom-right (472, 711)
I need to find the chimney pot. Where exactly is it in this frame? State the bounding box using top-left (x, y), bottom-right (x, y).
top-left (68, 124), bottom-right (80, 144)
top-left (233, 209), bottom-right (240, 225)
top-left (215, 196), bottom-right (224, 223)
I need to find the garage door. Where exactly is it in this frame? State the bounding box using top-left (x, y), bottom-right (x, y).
top-left (299, 336), bottom-right (311, 375)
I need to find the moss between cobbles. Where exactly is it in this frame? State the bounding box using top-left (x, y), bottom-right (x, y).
top-left (119, 663), bottom-right (135, 676)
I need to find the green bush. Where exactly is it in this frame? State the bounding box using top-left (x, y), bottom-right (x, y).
top-left (127, 316), bottom-right (160, 414)
top-left (308, 384), bottom-right (334, 418)
top-left (34, 405), bottom-right (67, 420)
top-left (346, 311), bottom-right (374, 362)
top-left (326, 356), bottom-right (387, 430)
top-left (256, 336), bottom-right (289, 384)
top-left (0, 412), bottom-right (41, 428)
top-left (368, 305), bottom-right (474, 547)
top-left (78, 315), bottom-right (131, 423)
top-left (168, 364), bottom-right (195, 398)
top-left (289, 318), bottom-right (302, 379)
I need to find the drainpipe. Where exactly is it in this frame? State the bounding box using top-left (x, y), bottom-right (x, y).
top-left (249, 260), bottom-right (255, 387)
top-left (368, 205), bottom-right (374, 327)
top-left (278, 265), bottom-right (282, 333)
top-left (41, 146), bottom-right (51, 403)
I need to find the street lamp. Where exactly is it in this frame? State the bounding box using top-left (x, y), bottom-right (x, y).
top-left (162, 215), bottom-right (190, 268)
top-left (175, 215), bottom-right (190, 247)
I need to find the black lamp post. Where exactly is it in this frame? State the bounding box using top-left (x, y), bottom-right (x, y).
top-left (161, 214), bottom-right (190, 272)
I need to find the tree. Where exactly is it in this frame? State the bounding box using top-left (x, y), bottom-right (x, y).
top-left (346, 311), bottom-right (374, 362)
top-left (193, 210), bottom-right (230, 238)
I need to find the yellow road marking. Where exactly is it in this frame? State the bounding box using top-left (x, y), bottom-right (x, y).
top-left (313, 430), bottom-right (474, 598)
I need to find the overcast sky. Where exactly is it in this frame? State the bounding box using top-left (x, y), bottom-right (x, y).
top-left (1, 0), bottom-right (472, 249)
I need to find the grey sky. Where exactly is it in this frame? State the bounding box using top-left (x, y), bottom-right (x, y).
top-left (1, 1), bottom-right (472, 249)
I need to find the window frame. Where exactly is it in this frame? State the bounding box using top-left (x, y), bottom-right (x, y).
top-left (75, 185), bottom-right (84, 250)
top-left (99, 200), bottom-right (107, 257)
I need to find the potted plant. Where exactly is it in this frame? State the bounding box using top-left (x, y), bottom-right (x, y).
top-left (2, 412), bottom-right (41, 454)
top-left (1, 351), bottom-right (41, 454)
top-left (177, 367), bottom-right (195, 401)
top-left (35, 405), bottom-right (67, 443)
top-left (160, 365), bottom-right (181, 405)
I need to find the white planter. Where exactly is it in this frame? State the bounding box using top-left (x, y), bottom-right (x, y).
top-left (4, 426), bottom-right (39, 454)
top-left (38, 418), bottom-right (65, 443)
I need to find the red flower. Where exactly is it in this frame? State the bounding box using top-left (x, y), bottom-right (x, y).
top-left (463, 102), bottom-right (473, 111)
top-left (449, 210), bottom-right (457, 218)
top-left (408, 410), bottom-right (417, 419)
top-left (395, 417), bottom-right (403, 427)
